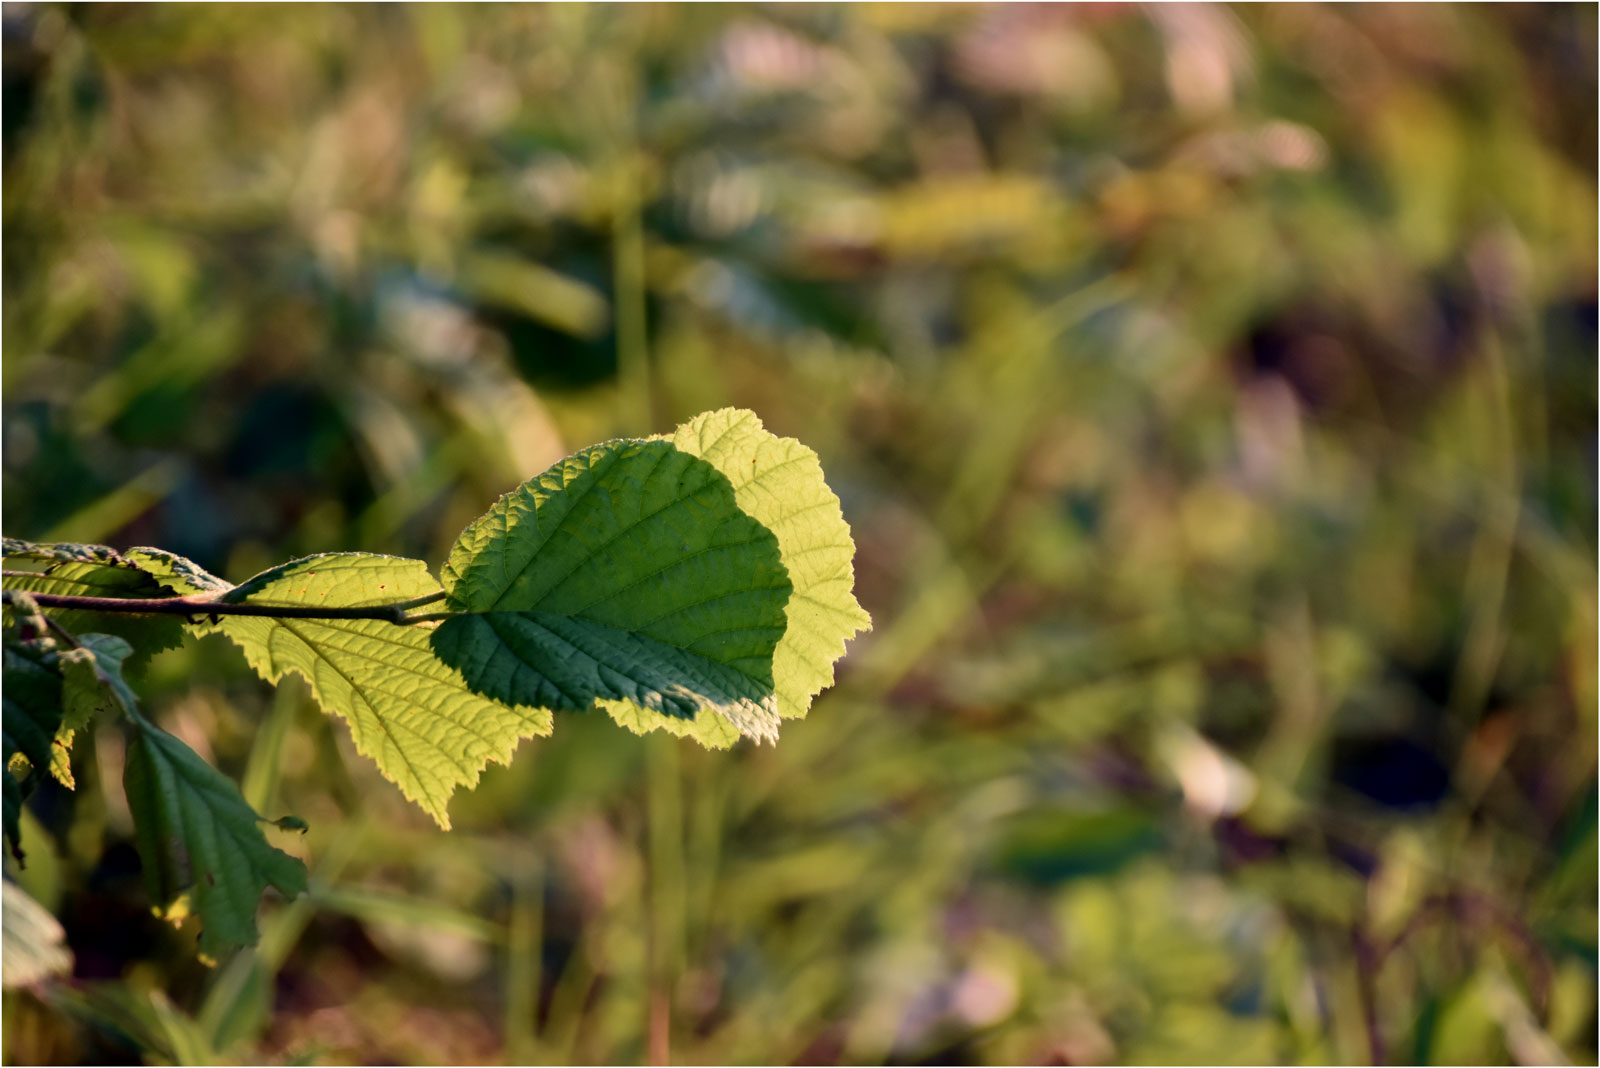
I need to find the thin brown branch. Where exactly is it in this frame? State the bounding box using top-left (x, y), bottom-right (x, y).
top-left (1, 588), bottom-right (451, 626)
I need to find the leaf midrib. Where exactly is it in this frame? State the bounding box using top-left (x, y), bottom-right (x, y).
top-left (483, 445), bottom-right (625, 611)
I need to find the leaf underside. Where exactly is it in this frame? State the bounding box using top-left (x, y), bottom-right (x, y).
top-left (670, 409), bottom-right (871, 722)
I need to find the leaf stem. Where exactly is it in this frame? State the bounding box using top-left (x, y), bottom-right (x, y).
top-left (612, 152), bottom-right (652, 436)
top-left (395, 611), bottom-right (457, 624)
top-left (1, 588), bottom-right (453, 625)
top-left (388, 591), bottom-right (449, 612)
top-left (39, 613), bottom-right (83, 649)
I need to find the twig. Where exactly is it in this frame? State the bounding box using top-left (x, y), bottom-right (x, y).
top-left (1, 588), bottom-right (450, 626)
top-left (39, 614), bottom-right (83, 649)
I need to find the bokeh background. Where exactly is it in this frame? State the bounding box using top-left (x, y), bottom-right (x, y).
top-left (2, 4), bottom-right (1596, 1065)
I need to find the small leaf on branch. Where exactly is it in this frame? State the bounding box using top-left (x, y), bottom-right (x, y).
top-left (126, 546), bottom-right (235, 597)
top-left (2, 538), bottom-right (129, 568)
top-left (52, 634), bottom-right (140, 787)
top-left (2, 542), bottom-right (185, 662)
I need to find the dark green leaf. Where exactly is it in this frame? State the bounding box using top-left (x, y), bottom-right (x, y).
top-left (435, 431), bottom-right (792, 746)
top-left (123, 724), bottom-right (307, 956)
top-left (1, 641), bottom-right (63, 860)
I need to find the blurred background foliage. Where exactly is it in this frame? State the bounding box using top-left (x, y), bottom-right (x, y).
top-left (1, 3), bottom-right (1595, 1064)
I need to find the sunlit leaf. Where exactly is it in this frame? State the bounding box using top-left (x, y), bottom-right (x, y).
top-left (126, 546), bottom-right (234, 596)
top-left (174, 554), bottom-right (552, 829)
top-left (668, 408), bottom-right (871, 723)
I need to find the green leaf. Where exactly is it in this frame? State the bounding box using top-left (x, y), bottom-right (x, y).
top-left (668, 409), bottom-right (871, 723)
top-left (2, 640), bottom-right (62, 859)
top-left (431, 408), bottom-right (869, 747)
top-left (59, 634), bottom-right (140, 722)
top-left (2, 644), bottom-right (60, 772)
top-left (122, 723), bottom-right (307, 956)
top-left (2, 541), bottom-right (185, 661)
top-left (1, 622), bottom-right (146, 808)
top-left (198, 554), bottom-right (551, 828)
top-left (53, 634), bottom-right (140, 788)
top-left (1, 585), bottom-right (301, 956)
top-left (126, 546), bottom-right (234, 596)
top-left (433, 434), bottom-right (793, 746)
top-left (2, 537), bottom-right (128, 567)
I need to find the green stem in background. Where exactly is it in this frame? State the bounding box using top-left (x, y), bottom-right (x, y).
top-left (503, 856), bottom-right (544, 1065)
top-left (1448, 331), bottom-right (1520, 725)
top-left (646, 735), bottom-right (685, 1066)
top-left (612, 152), bottom-right (652, 437)
top-left (0, 587), bottom-right (448, 625)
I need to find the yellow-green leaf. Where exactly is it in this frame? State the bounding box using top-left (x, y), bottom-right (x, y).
top-left (201, 554), bottom-right (551, 828)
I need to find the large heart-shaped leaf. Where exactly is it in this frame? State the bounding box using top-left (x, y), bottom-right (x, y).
top-left (433, 435), bottom-right (792, 745)
top-left (432, 408), bottom-right (869, 746)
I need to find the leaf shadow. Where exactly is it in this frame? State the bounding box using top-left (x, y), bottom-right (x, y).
top-left (430, 438), bottom-right (792, 737)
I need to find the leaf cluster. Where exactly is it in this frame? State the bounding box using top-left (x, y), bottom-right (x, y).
top-left (1, 409), bottom-right (867, 956)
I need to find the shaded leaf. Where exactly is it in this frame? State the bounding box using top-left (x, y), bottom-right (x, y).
top-left (59, 634), bottom-right (140, 721)
top-left (1, 543), bottom-right (185, 662)
top-left (122, 723), bottom-right (307, 955)
top-left (1, 641), bottom-right (61, 859)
